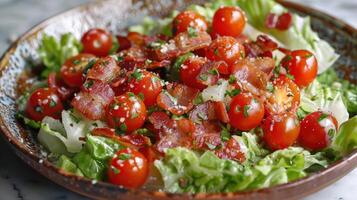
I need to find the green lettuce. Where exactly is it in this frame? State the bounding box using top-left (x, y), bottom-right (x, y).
top-left (332, 116), bottom-right (357, 155)
top-left (155, 147), bottom-right (329, 193)
top-left (38, 33), bottom-right (82, 78)
top-left (56, 155), bottom-right (84, 176)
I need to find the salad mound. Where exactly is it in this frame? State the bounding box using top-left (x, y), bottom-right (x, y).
top-left (16, 0), bottom-right (357, 194)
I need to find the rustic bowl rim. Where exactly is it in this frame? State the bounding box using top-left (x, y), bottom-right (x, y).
top-left (0, 0), bottom-right (356, 199)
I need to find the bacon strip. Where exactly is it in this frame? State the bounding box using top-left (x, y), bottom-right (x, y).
top-left (87, 56), bottom-right (121, 83)
top-left (189, 101), bottom-right (229, 124)
top-left (71, 80), bottom-right (114, 120)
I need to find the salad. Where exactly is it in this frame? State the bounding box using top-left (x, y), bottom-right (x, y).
top-left (16, 0), bottom-right (357, 194)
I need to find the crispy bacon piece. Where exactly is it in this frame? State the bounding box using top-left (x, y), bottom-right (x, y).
top-left (148, 112), bottom-right (195, 153)
top-left (87, 56), bottom-right (121, 83)
top-left (157, 83), bottom-right (199, 115)
top-left (148, 31), bottom-right (211, 61)
top-left (215, 138), bottom-right (246, 163)
top-left (214, 101), bottom-right (230, 123)
top-left (192, 121), bottom-right (222, 150)
top-left (196, 61), bottom-right (221, 86)
top-left (244, 35), bottom-right (278, 58)
top-left (249, 57), bottom-right (275, 78)
top-left (116, 35), bottom-right (132, 51)
top-left (48, 72), bottom-right (76, 100)
top-left (71, 80), bottom-right (114, 120)
top-left (230, 59), bottom-right (270, 96)
top-left (189, 101), bottom-right (229, 124)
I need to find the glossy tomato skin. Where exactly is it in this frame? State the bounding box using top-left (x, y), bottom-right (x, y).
top-left (266, 75), bottom-right (300, 116)
top-left (228, 93), bottom-right (265, 131)
top-left (60, 53), bottom-right (96, 88)
top-left (263, 113), bottom-right (300, 150)
top-left (25, 88), bottom-right (64, 121)
top-left (125, 70), bottom-right (163, 106)
top-left (212, 6), bottom-right (246, 37)
top-left (280, 50), bottom-right (318, 87)
top-left (173, 11), bottom-right (208, 35)
top-left (179, 57), bottom-right (207, 90)
top-left (108, 148), bottom-right (149, 188)
top-left (106, 93), bottom-right (147, 133)
top-left (298, 111), bottom-right (338, 151)
top-left (206, 36), bottom-right (245, 75)
top-left (81, 28), bottom-right (113, 57)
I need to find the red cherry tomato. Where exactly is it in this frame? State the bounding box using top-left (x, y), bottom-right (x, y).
top-left (266, 75), bottom-right (300, 115)
top-left (116, 35), bottom-right (132, 51)
top-left (212, 6), bottom-right (246, 37)
top-left (25, 88), bottom-right (63, 121)
top-left (106, 93), bottom-right (147, 133)
top-left (108, 148), bottom-right (149, 188)
top-left (126, 70), bottom-right (163, 106)
top-left (172, 11), bottom-right (208, 35)
top-left (299, 111), bottom-right (338, 151)
top-left (179, 57), bottom-right (207, 90)
top-left (206, 36), bottom-right (245, 75)
top-left (280, 50), bottom-right (318, 87)
top-left (60, 53), bottom-right (96, 88)
top-left (228, 93), bottom-right (265, 131)
top-left (262, 113), bottom-right (300, 150)
top-left (81, 28), bottom-right (113, 57)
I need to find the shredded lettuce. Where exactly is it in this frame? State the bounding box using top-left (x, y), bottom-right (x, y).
top-left (155, 147), bottom-right (329, 193)
top-left (332, 116), bottom-right (357, 155)
top-left (38, 33), bottom-right (82, 78)
top-left (56, 155), bottom-right (84, 176)
top-left (37, 110), bottom-right (105, 154)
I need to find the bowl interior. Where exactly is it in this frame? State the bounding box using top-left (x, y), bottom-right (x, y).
top-left (0, 0), bottom-right (356, 199)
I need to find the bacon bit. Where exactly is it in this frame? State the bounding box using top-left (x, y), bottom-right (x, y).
top-left (91, 127), bottom-right (116, 138)
top-left (71, 80), bottom-right (114, 120)
top-left (157, 83), bottom-right (199, 115)
top-left (215, 138), bottom-right (246, 163)
top-left (139, 146), bottom-right (160, 163)
top-left (192, 121), bottom-right (221, 150)
top-left (121, 133), bottom-right (152, 147)
top-left (189, 101), bottom-right (217, 123)
top-left (214, 101), bottom-right (229, 123)
top-left (144, 60), bottom-right (171, 70)
top-left (127, 32), bottom-right (147, 46)
top-left (230, 59), bottom-right (269, 96)
top-left (196, 61), bottom-right (221, 86)
top-left (148, 31), bottom-right (211, 61)
top-left (87, 56), bottom-right (121, 83)
top-left (47, 72), bottom-right (76, 100)
top-left (148, 112), bottom-right (172, 132)
top-left (244, 35), bottom-right (278, 58)
top-left (265, 12), bottom-right (293, 31)
top-left (249, 57), bottom-right (275, 78)
top-left (117, 35), bottom-right (132, 52)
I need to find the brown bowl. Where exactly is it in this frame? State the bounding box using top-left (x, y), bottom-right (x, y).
top-left (0, 0), bottom-right (356, 199)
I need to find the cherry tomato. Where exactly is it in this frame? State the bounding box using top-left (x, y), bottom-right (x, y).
top-left (25, 88), bottom-right (63, 121)
top-left (299, 111), bottom-right (338, 151)
top-left (228, 93), bottom-right (265, 131)
top-left (206, 36), bottom-right (245, 75)
top-left (116, 35), bottom-right (132, 51)
top-left (280, 50), bottom-right (318, 87)
top-left (262, 113), bottom-right (300, 150)
top-left (266, 75), bottom-right (300, 115)
top-left (172, 11), bottom-right (208, 35)
top-left (106, 93), bottom-right (147, 133)
top-left (108, 148), bottom-right (149, 188)
top-left (60, 53), bottom-right (96, 88)
top-left (179, 57), bottom-right (207, 90)
top-left (81, 28), bottom-right (113, 57)
top-left (126, 70), bottom-right (163, 106)
top-left (212, 6), bottom-right (246, 37)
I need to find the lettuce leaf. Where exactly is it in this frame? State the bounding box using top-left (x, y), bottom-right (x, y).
top-left (38, 33), bottom-right (82, 78)
top-left (155, 146), bottom-right (328, 193)
top-left (236, 0), bottom-right (339, 74)
top-left (56, 155), bottom-right (84, 176)
top-left (332, 116), bottom-right (357, 155)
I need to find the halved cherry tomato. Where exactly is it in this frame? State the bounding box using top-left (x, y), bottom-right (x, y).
top-left (108, 148), bottom-right (149, 188)
top-left (125, 70), bottom-right (163, 106)
top-left (179, 57), bottom-right (207, 90)
top-left (25, 88), bottom-right (63, 121)
top-left (262, 113), bottom-right (300, 150)
top-left (298, 111), bottom-right (338, 151)
top-left (266, 75), bottom-right (300, 115)
top-left (172, 11), bottom-right (208, 35)
top-left (280, 50), bottom-right (318, 87)
top-left (228, 93), bottom-right (265, 131)
top-left (206, 36), bottom-right (245, 75)
top-left (81, 28), bottom-right (113, 57)
top-left (106, 93), bottom-right (147, 133)
top-left (60, 53), bottom-right (96, 88)
top-left (212, 6), bottom-right (246, 37)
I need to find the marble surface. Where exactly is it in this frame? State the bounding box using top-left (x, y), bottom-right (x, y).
top-left (0, 0), bottom-right (356, 199)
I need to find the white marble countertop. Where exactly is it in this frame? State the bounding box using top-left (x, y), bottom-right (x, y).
top-left (0, 0), bottom-right (356, 199)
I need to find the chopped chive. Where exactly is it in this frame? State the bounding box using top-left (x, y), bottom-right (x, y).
top-left (118, 153), bottom-right (131, 160)
top-left (243, 105), bottom-right (250, 117)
